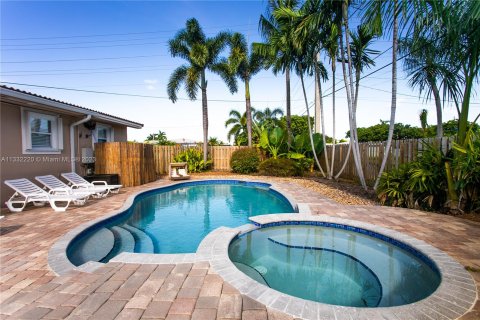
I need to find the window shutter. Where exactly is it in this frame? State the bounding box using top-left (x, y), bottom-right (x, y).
top-left (57, 117), bottom-right (64, 150)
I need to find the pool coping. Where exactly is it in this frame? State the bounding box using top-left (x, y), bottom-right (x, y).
top-left (47, 179), bottom-right (477, 320)
top-left (47, 179), bottom-right (300, 276)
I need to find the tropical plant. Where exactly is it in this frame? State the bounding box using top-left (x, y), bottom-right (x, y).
top-left (419, 109), bottom-right (428, 136)
top-left (258, 158), bottom-right (299, 177)
top-left (452, 128), bottom-right (480, 212)
top-left (174, 148), bottom-right (212, 172)
top-left (258, 127), bottom-right (286, 159)
top-left (254, 0), bottom-right (299, 145)
top-left (230, 148), bottom-right (261, 174)
top-left (227, 33), bottom-right (264, 147)
top-left (167, 18), bottom-right (236, 162)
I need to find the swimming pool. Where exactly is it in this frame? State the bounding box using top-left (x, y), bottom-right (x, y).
top-left (67, 180), bottom-right (295, 266)
top-left (229, 222), bottom-right (441, 308)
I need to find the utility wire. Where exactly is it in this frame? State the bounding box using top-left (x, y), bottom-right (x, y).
top-left (0, 81), bottom-right (305, 103)
top-left (1, 54), bottom-right (165, 64)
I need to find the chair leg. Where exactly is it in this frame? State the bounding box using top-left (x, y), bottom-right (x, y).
top-left (110, 188), bottom-right (121, 194)
top-left (5, 200), bottom-right (27, 212)
top-left (49, 199), bottom-right (71, 212)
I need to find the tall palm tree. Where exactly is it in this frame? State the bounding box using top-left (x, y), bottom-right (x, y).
top-left (324, 22), bottom-right (340, 179)
top-left (167, 18), bottom-right (237, 162)
top-left (271, 1), bottom-right (327, 177)
top-left (255, 107), bottom-right (284, 129)
top-left (335, 25), bottom-right (379, 180)
top-left (227, 33), bottom-right (264, 147)
top-left (254, 0), bottom-right (299, 145)
top-left (363, 0), bottom-right (430, 190)
top-left (399, 36), bottom-right (461, 138)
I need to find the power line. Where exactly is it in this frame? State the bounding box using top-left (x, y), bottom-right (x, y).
top-left (1, 41), bottom-right (169, 51)
top-left (0, 54), bottom-right (165, 64)
top-left (0, 81), bottom-right (305, 103)
top-left (1, 23), bottom-right (255, 41)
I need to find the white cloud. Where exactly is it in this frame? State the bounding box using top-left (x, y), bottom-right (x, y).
top-left (144, 79), bottom-right (158, 90)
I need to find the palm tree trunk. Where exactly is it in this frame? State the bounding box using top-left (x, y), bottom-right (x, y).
top-left (201, 70), bottom-right (208, 162)
top-left (458, 72), bottom-right (473, 145)
top-left (314, 53), bottom-right (321, 134)
top-left (338, 3), bottom-right (367, 189)
top-left (245, 78), bottom-right (253, 147)
top-left (335, 68), bottom-right (360, 180)
top-left (299, 64), bottom-right (325, 177)
top-left (315, 59), bottom-right (329, 177)
top-left (374, 0), bottom-right (398, 190)
top-left (431, 81), bottom-right (443, 138)
top-left (329, 63), bottom-right (336, 179)
top-left (286, 66), bottom-right (292, 146)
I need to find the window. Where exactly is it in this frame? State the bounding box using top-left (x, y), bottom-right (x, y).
top-left (22, 109), bottom-right (63, 154)
top-left (95, 124), bottom-right (114, 143)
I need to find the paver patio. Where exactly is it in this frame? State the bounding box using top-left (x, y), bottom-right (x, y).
top-left (1, 176), bottom-right (479, 319)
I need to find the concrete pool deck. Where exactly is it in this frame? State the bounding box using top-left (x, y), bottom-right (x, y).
top-left (1, 176), bottom-right (479, 319)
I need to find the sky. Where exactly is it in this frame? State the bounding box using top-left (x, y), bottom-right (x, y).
top-left (1, 1), bottom-right (478, 144)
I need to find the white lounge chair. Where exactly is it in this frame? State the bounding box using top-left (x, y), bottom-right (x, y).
top-left (61, 172), bottom-right (122, 197)
top-left (4, 178), bottom-right (87, 212)
top-left (178, 168), bottom-right (190, 179)
top-left (35, 175), bottom-right (96, 204)
top-left (169, 162), bottom-right (190, 181)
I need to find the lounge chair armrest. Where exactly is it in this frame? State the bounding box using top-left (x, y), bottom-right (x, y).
top-left (71, 183), bottom-right (91, 189)
top-left (49, 188), bottom-right (71, 195)
top-left (91, 181), bottom-right (108, 186)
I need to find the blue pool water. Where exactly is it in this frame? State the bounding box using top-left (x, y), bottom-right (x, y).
top-left (229, 224), bottom-right (441, 307)
top-left (68, 181), bottom-right (294, 266)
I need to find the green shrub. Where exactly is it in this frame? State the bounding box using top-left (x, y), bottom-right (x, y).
top-left (258, 158), bottom-right (299, 177)
top-left (174, 148), bottom-right (212, 173)
top-left (230, 148), bottom-right (260, 174)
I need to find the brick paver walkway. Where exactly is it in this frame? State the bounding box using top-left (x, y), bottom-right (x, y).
top-left (1, 176), bottom-right (479, 319)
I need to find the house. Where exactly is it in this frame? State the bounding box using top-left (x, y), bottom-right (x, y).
top-left (0, 85), bottom-right (143, 206)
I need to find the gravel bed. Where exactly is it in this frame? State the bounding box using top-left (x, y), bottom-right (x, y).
top-left (190, 172), bottom-right (378, 206)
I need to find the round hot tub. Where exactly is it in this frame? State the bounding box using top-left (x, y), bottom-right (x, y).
top-left (228, 222), bottom-right (441, 308)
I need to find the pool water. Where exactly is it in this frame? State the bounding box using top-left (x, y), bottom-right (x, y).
top-left (228, 225), bottom-right (441, 307)
top-left (68, 182), bottom-right (294, 266)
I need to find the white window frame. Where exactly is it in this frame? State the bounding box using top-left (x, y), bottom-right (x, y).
top-left (95, 124), bottom-right (114, 143)
top-left (21, 108), bottom-right (63, 154)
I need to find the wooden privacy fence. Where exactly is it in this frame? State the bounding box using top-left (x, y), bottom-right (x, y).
top-left (94, 138), bottom-right (454, 187)
top-left (322, 136), bottom-right (455, 185)
top-left (152, 145), bottom-right (244, 174)
top-left (95, 142), bottom-right (156, 187)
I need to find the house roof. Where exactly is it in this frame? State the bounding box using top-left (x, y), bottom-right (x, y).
top-left (0, 85), bottom-right (143, 129)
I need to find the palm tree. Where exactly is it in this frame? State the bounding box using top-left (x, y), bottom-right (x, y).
top-left (324, 22), bottom-right (340, 179)
top-left (399, 36), bottom-right (461, 138)
top-left (362, 0), bottom-right (430, 190)
top-left (227, 33), bottom-right (264, 147)
top-left (225, 108), bottom-right (258, 146)
top-left (167, 18), bottom-right (237, 162)
top-left (335, 25), bottom-right (379, 180)
top-left (255, 107), bottom-right (284, 129)
top-left (254, 0), bottom-right (299, 145)
top-left (271, 1), bottom-right (327, 177)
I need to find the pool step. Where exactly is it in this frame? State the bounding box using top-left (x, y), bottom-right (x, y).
top-left (121, 224), bottom-right (155, 253)
top-left (101, 226), bottom-right (136, 262)
top-left (233, 262), bottom-right (270, 287)
top-left (69, 227), bottom-right (115, 266)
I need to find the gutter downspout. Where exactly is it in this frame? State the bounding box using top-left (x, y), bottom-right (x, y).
top-left (70, 115), bottom-right (92, 172)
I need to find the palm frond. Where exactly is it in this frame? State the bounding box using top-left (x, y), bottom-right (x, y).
top-left (167, 65), bottom-right (189, 103)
